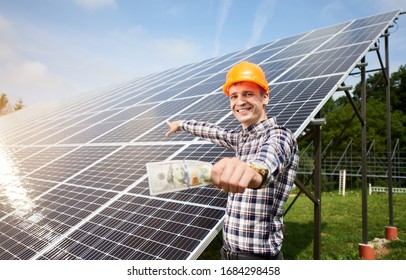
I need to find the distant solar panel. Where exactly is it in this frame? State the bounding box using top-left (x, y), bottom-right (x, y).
top-left (0, 10), bottom-right (401, 259)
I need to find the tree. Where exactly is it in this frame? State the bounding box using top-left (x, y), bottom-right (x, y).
top-left (298, 65), bottom-right (406, 190)
top-left (13, 98), bottom-right (24, 111)
top-left (0, 93), bottom-right (25, 115)
top-left (321, 64), bottom-right (406, 153)
top-left (0, 93), bottom-right (10, 115)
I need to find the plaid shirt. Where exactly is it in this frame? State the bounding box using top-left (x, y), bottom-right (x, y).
top-left (180, 117), bottom-right (299, 256)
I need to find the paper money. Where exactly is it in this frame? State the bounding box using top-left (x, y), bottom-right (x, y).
top-left (146, 160), bottom-right (212, 195)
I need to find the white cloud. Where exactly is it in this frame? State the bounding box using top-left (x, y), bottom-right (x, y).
top-left (1, 60), bottom-right (78, 105)
top-left (73, 0), bottom-right (117, 9)
top-left (246, 0), bottom-right (277, 48)
top-left (0, 11), bottom-right (205, 107)
top-left (0, 14), bottom-right (79, 106)
top-left (98, 26), bottom-right (203, 75)
top-left (214, 0), bottom-right (232, 56)
top-left (0, 14), bottom-right (17, 61)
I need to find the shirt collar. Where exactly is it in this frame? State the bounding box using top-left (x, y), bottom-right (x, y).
top-left (242, 117), bottom-right (277, 134)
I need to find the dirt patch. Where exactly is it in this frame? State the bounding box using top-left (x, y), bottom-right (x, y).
top-left (372, 238), bottom-right (391, 259)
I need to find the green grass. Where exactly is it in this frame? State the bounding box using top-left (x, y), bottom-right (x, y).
top-left (199, 191), bottom-right (406, 260)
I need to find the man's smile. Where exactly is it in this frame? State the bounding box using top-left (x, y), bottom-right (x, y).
top-left (235, 107), bottom-right (253, 114)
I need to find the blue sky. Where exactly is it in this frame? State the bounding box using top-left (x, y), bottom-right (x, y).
top-left (0, 0), bottom-right (405, 107)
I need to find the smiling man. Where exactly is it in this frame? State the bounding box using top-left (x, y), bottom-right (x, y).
top-left (165, 61), bottom-right (299, 260)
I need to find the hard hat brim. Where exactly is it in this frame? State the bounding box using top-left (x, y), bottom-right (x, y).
top-left (222, 79), bottom-right (269, 96)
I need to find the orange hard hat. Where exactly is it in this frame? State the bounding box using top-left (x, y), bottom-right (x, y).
top-left (222, 61), bottom-right (269, 96)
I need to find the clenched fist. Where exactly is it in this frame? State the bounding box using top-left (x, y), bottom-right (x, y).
top-left (210, 158), bottom-right (263, 193)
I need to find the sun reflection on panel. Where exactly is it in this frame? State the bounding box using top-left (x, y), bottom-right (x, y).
top-left (0, 146), bottom-right (35, 218)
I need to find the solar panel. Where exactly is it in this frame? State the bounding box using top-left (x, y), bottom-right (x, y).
top-left (0, 10), bottom-right (401, 259)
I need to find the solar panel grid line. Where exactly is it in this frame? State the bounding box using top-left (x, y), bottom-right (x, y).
top-left (130, 107), bottom-right (232, 144)
top-left (275, 72), bottom-right (347, 86)
top-left (2, 115), bottom-right (69, 145)
top-left (69, 104), bottom-right (169, 144)
top-left (11, 112), bottom-right (102, 146)
top-left (317, 43), bottom-right (370, 74)
top-left (50, 219), bottom-right (132, 260)
top-left (31, 104), bottom-right (156, 145)
top-left (8, 79), bottom-right (145, 132)
top-left (270, 22), bottom-right (353, 84)
top-left (188, 217), bottom-right (224, 260)
top-left (0, 106), bottom-right (65, 137)
top-left (301, 22), bottom-right (351, 41)
top-left (247, 38), bottom-right (307, 67)
top-left (273, 37), bottom-right (334, 61)
top-left (104, 56), bottom-right (233, 110)
top-left (84, 97), bottom-right (200, 144)
top-left (276, 44), bottom-right (365, 82)
top-left (58, 121), bottom-right (120, 145)
top-left (24, 146), bottom-right (119, 181)
top-left (111, 200), bottom-right (193, 260)
top-left (26, 142), bottom-right (193, 258)
top-left (189, 42), bottom-right (276, 78)
top-left (52, 62), bottom-right (200, 115)
top-left (14, 62), bottom-right (195, 130)
top-left (156, 39), bottom-right (281, 92)
top-left (127, 97), bottom-right (213, 143)
top-left (0, 146), bottom-right (120, 223)
top-left (318, 24), bottom-right (386, 52)
top-left (16, 146), bottom-right (76, 176)
top-left (137, 76), bottom-right (219, 105)
top-left (28, 187), bottom-right (139, 259)
top-left (283, 76), bottom-right (343, 132)
top-left (284, 11), bottom-right (400, 135)
top-left (0, 186), bottom-right (115, 259)
top-left (64, 145), bottom-right (179, 191)
top-left (349, 12), bottom-right (390, 30)
top-left (33, 190), bottom-right (224, 259)
top-left (319, 15), bottom-right (398, 50)
top-left (50, 75), bottom-right (168, 121)
top-left (117, 56), bottom-right (245, 107)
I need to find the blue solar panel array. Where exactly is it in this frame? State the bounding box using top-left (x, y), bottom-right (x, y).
top-left (0, 10), bottom-right (400, 259)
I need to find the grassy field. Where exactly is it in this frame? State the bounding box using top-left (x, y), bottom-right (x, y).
top-left (199, 191), bottom-right (406, 260)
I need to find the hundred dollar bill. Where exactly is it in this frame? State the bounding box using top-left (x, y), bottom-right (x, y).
top-left (146, 160), bottom-right (212, 195)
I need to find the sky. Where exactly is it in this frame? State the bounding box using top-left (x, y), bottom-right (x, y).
top-left (0, 0), bottom-right (405, 107)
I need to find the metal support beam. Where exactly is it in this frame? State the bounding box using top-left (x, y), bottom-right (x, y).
top-left (385, 31), bottom-right (394, 228)
top-left (285, 117), bottom-right (325, 260)
top-left (312, 118), bottom-right (324, 260)
top-left (360, 56), bottom-right (369, 245)
top-left (339, 83), bottom-right (364, 124)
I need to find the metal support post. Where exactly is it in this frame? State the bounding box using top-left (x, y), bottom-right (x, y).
top-left (361, 56), bottom-right (368, 245)
top-left (311, 117), bottom-right (325, 260)
top-left (358, 57), bottom-right (374, 259)
top-left (384, 30), bottom-right (398, 240)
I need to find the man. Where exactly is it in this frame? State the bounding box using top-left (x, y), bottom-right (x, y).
top-left (165, 61), bottom-right (299, 260)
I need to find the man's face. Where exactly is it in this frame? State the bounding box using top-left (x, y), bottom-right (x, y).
top-left (228, 81), bottom-right (269, 128)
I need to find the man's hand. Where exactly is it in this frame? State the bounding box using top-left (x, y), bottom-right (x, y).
top-left (165, 120), bottom-right (181, 137)
top-left (210, 158), bottom-right (263, 193)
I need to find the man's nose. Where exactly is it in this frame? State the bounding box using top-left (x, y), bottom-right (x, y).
top-left (236, 96), bottom-right (247, 105)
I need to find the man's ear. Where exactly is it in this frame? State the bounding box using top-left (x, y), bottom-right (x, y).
top-left (263, 92), bottom-right (270, 106)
